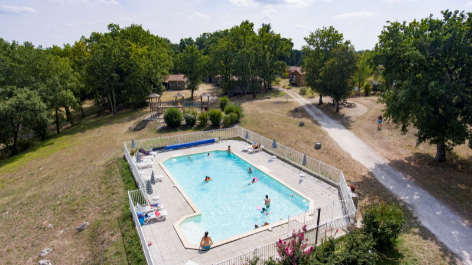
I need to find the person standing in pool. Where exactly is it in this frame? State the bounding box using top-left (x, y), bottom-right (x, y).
top-left (200, 231), bottom-right (213, 250)
top-left (265, 195), bottom-right (271, 208)
top-left (227, 145), bottom-right (232, 153)
top-left (207, 152), bottom-right (210, 157)
top-left (248, 167), bottom-right (253, 173)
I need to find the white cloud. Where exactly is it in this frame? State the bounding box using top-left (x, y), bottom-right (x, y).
top-left (334, 11), bottom-right (375, 19)
top-left (262, 12), bottom-right (274, 20)
top-left (64, 21), bottom-right (95, 27)
top-left (0, 5), bottom-right (36, 15)
top-left (294, 24), bottom-right (306, 29)
top-left (382, 0), bottom-right (417, 2)
top-left (229, 0), bottom-right (258, 7)
top-left (466, 1), bottom-right (472, 6)
top-left (49, 0), bottom-right (119, 5)
top-left (188, 12), bottom-right (210, 19)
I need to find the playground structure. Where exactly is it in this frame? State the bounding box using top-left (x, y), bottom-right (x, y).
top-left (146, 92), bottom-right (217, 120)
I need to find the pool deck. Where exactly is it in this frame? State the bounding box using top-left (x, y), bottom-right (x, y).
top-left (138, 139), bottom-right (339, 265)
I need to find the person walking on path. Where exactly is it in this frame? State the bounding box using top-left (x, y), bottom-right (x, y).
top-left (378, 115), bottom-right (383, 130)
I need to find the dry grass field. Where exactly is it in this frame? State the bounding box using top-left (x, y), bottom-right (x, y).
top-left (0, 84), bottom-right (463, 264)
top-left (308, 95), bottom-right (472, 224)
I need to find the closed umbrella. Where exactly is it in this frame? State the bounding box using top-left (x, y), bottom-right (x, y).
top-left (136, 152), bottom-right (141, 163)
top-left (300, 153), bottom-right (307, 177)
top-left (146, 180), bottom-right (153, 195)
top-left (272, 138), bottom-right (277, 149)
top-left (131, 139), bottom-right (135, 149)
top-left (150, 171), bottom-right (155, 185)
top-left (245, 131), bottom-right (249, 140)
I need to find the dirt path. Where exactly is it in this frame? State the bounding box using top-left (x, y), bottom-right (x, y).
top-left (283, 89), bottom-right (472, 265)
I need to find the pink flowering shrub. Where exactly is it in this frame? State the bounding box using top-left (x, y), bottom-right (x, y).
top-left (275, 225), bottom-right (314, 265)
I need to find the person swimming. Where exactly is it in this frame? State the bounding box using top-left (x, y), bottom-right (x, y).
top-left (261, 207), bottom-right (270, 216)
top-left (207, 152), bottom-right (210, 156)
top-left (204, 176), bottom-right (213, 182)
top-left (249, 177), bottom-right (258, 184)
top-left (248, 167), bottom-right (253, 173)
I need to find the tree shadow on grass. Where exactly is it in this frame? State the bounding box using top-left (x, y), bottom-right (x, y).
top-left (385, 152), bottom-right (472, 224)
top-left (350, 171), bottom-right (459, 264)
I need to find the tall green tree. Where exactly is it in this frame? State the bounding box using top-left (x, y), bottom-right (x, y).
top-left (302, 26), bottom-right (345, 104)
top-left (255, 24), bottom-right (292, 93)
top-left (354, 51), bottom-right (372, 89)
top-left (372, 10), bottom-right (472, 162)
top-left (210, 35), bottom-right (235, 94)
top-left (320, 44), bottom-right (357, 112)
top-left (175, 44), bottom-right (208, 99)
top-left (230, 21), bottom-right (257, 96)
top-left (0, 87), bottom-right (49, 154)
top-left (40, 54), bottom-right (79, 134)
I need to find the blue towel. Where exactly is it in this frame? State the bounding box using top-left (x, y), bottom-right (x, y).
top-left (136, 211), bottom-right (145, 218)
top-left (138, 216), bottom-right (145, 226)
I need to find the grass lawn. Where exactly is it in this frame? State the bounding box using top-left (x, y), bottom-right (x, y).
top-left (0, 86), bottom-right (463, 264)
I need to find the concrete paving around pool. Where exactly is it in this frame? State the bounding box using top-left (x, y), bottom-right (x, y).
top-left (137, 139), bottom-right (339, 265)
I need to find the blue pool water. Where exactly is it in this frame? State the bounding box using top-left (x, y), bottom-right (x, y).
top-left (163, 151), bottom-right (309, 245)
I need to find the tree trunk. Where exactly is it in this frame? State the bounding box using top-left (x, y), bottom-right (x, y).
top-left (13, 124), bottom-right (19, 154)
top-left (336, 101), bottom-right (340, 112)
top-left (80, 107), bottom-right (85, 118)
top-left (191, 89), bottom-right (194, 101)
top-left (319, 94), bottom-right (323, 105)
top-left (112, 90), bottom-right (117, 114)
top-left (55, 108), bottom-right (60, 134)
top-left (65, 105), bottom-right (73, 126)
top-left (435, 142), bottom-right (446, 162)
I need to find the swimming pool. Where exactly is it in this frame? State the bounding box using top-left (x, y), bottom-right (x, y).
top-left (162, 151), bottom-right (310, 245)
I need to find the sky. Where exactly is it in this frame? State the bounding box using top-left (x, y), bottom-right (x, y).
top-left (0, 0), bottom-right (471, 51)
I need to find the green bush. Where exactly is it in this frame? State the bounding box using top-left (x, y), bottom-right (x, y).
top-left (274, 77), bottom-right (281, 86)
top-left (183, 109), bottom-right (198, 127)
top-left (197, 111), bottom-right (209, 127)
top-left (224, 103), bottom-right (242, 121)
top-left (219, 96), bottom-right (229, 111)
top-left (362, 82), bottom-right (372, 97)
top-left (299, 87), bottom-right (307, 96)
top-left (282, 72), bottom-right (288, 78)
top-left (163, 107), bottom-right (182, 128)
top-left (209, 109), bottom-right (223, 127)
top-left (223, 115), bottom-right (232, 127)
top-left (362, 201), bottom-right (405, 250)
top-left (230, 112), bottom-right (238, 124)
top-left (337, 227), bottom-right (379, 265)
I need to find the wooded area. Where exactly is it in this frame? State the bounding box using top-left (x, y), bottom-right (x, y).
top-left (1, 11), bottom-right (472, 161)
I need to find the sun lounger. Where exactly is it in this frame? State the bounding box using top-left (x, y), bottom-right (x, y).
top-left (136, 162), bottom-right (152, 169)
top-left (144, 210), bottom-right (168, 224)
top-left (242, 145), bottom-right (252, 152)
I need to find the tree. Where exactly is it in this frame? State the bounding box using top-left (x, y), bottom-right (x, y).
top-left (320, 44), bottom-right (357, 112)
top-left (302, 26), bottom-right (345, 104)
top-left (354, 51), bottom-right (372, 89)
top-left (175, 44), bottom-right (208, 99)
top-left (210, 32), bottom-right (235, 95)
top-left (86, 24), bottom-right (172, 113)
top-left (371, 10), bottom-right (472, 162)
top-left (255, 24), bottom-right (292, 94)
top-left (40, 54), bottom-right (79, 134)
top-left (230, 21), bottom-right (257, 96)
top-left (0, 87), bottom-right (49, 154)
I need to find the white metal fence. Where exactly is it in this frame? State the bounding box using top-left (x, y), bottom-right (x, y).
top-left (123, 126), bottom-right (357, 265)
top-left (214, 214), bottom-right (350, 265)
top-left (127, 190), bottom-right (154, 265)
